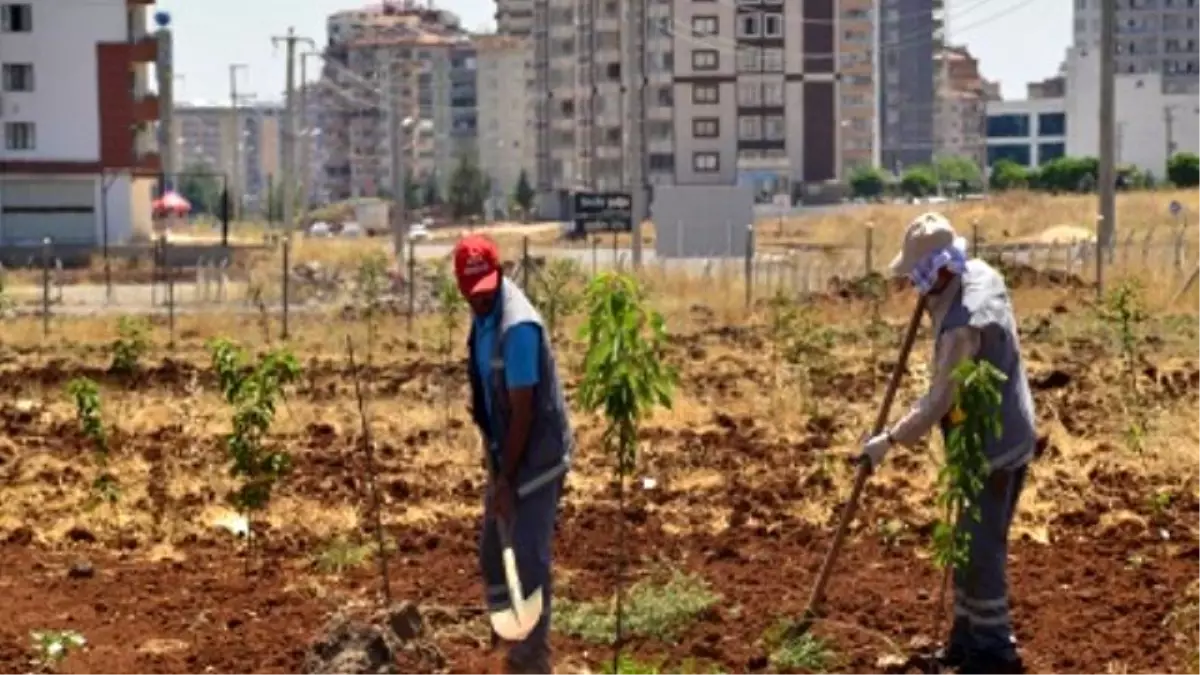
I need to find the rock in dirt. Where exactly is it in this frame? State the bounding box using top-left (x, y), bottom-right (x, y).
top-left (876, 653), bottom-right (908, 673)
top-left (304, 602), bottom-right (446, 674)
top-left (67, 560), bottom-right (95, 579)
top-left (65, 526), bottom-right (96, 543)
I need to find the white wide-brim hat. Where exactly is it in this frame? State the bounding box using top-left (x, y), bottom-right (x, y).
top-left (888, 212), bottom-right (961, 278)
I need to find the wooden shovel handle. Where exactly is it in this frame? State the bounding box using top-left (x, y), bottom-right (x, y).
top-left (801, 293), bottom-right (928, 619)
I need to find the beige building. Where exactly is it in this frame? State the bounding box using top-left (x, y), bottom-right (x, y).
top-left (172, 103), bottom-right (282, 213)
top-left (934, 45), bottom-right (996, 171)
top-left (838, 0), bottom-right (877, 172)
top-left (475, 35), bottom-right (535, 211)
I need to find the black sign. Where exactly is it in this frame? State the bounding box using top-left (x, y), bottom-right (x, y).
top-left (572, 191), bottom-right (633, 236)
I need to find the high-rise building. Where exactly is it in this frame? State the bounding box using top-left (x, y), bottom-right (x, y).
top-left (475, 35), bottom-right (535, 213)
top-left (512, 0), bottom-right (846, 212)
top-left (318, 4), bottom-right (472, 200)
top-left (879, 0), bottom-right (941, 173)
top-left (839, 0), bottom-right (879, 172)
top-left (1072, 0), bottom-right (1199, 94)
top-left (933, 45), bottom-right (998, 171)
top-left (173, 103), bottom-right (283, 214)
top-left (0, 0), bottom-right (162, 245)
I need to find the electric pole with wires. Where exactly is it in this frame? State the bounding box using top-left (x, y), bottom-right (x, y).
top-left (272, 27), bottom-right (317, 235)
top-left (1097, 0), bottom-right (1116, 296)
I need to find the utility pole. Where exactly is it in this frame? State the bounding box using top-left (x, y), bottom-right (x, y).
top-left (385, 57), bottom-right (409, 268)
top-left (228, 63), bottom-right (248, 221)
top-left (624, 0), bottom-right (647, 266)
top-left (272, 27), bottom-right (317, 235)
top-left (1097, 0), bottom-right (1116, 296)
top-left (1164, 105), bottom-right (1176, 159)
top-left (299, 52), bottom-right (320, 226)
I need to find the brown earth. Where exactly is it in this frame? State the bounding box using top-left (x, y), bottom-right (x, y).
top-left (0, 293), bottom-right (1195, 674)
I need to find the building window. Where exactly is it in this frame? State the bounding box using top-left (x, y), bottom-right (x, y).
top-left (693, 117), bottom-right (719, 138)
top-left (0, 3), bottom-right (31, 32)
top-left (986, 143), bottom-right (1032, 167)
top-left (985, 113), bottom-right (1031, 138)
top-left (737, 13), bottom-right (761, 37)
top-left (1, 62), bottom-right (32, 91)
top-left (763, 13), bottom-right (783, 37)
top-left (693, 151), bottom-right (720, 172)
top-left (693, 83), bottom-right (719, 104)
top-left (764, 115), bottom-right (785, 140)
top-left (692, 15), bottom-right (718, 36)
top-left (737, 81), bottom-right (762, 105)
top-left (763, 81), bottom-right (784, 105)
top-left (1038, 142), bottom-right (1066, 163)
top-left (1037, 112), bottom-right (1066, 136)
top-left (3, 121), bottom-right (34, 150)
top-left (763, 48), bottom-right (784, 72)
top-left (692, 49), bottom-right (719, 71)
top-left (738, 115), bottom-right (762, 140)
top-left (737, 46), bottom-right (762, 72)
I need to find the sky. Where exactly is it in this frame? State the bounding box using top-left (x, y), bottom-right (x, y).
top-left (157, 0), bottom-right (1071, 104)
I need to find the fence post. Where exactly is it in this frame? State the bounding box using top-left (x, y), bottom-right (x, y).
top-left (1174, 226), bottom-right (1186, 271)
top-left (971, 219), bottom-right (980, 256)
top-left (163, 236), bottom-right (175, 349)
top-left (864, 223), bottom-right (874, 276)
top-left (54, 257), bottom-right (63, 304)
top-left (281, 236), bottom-right (291, 340)
top-left (521, 235), bottom-right (530, 288)
top-left (41, 238), bottom-right (50, 338)
top-left (407, 239), bottom-right (416, 331)
top-left (744, 223), bottom-right (755, 309)
top-left (218, 259), bottom-right (229, 302)
top-left (591, 236), bottom-right (598, 276)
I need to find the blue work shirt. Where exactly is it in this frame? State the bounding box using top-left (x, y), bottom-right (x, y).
top-left (472, 286), bottom-right (542, 468)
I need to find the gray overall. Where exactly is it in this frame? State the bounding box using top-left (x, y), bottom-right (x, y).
top-left (934, 260), bottom-right (1036, 663)
top-left (467, 278), bottom-right (573, 673)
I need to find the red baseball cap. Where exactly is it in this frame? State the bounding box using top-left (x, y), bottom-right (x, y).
top-left (453, 234), bottom-right (501, 297)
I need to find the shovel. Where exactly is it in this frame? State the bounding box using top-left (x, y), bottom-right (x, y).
top-left (788, 293), bottom-right (928, 638)
top-left (484, 452), bottom-right (545, 642)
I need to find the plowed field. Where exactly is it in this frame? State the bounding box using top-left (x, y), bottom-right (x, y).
top-left (0, 286), bottom-right (1196, 674)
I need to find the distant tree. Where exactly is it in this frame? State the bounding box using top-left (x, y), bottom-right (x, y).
top-left (422, 173), bottom-right (442, 207)
top-left (512, 169), bottom-right (536, 214)
top-left (447, 153), bottom-right (490, 218)
top-left (989, 159), bottom-right (1029, 191)
top-left (1038, 156), bottom-right (1099, 192)
top-left (1167, 152), bottom-right (1199, 188)
top-left (934, 155), bottom-right (983, 193)
top-left (848, 165), bottom-right (887, 199)
top-left (177, 163), bottom-right (222, 215)
top-left (899, 165), bottom-right (938, 198)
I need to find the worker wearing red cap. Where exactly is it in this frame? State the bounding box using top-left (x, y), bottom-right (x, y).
top-left (456, 234), bottom-right (573, 674)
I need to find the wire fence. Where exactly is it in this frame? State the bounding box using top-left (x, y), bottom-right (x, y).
top-left (5, 222), bottom-right (1195, 344)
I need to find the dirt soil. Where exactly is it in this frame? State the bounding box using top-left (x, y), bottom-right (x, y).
top-left (0, 294), bottom-right (1196, 674)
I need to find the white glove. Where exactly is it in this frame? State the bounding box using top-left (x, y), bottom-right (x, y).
top-left (861, 432), bottom-right (892, 469)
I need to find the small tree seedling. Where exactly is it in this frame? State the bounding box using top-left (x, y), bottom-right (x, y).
top-left (577, 272), bottom-right (677, 673)
top-left (66, 378), bottom-right (119, 509)
top-left (1099, 280), bottom-right (1149, 451)
top-left (528, 258), bottom-right (585, 343)
top-left (208, 338), bottom-right (301, 568)
top-left (29, 630), bottom-right (85, 671)
top-left (432, 264), bottom-right (467, 434)
top-left (355, 252), bottom-right (390, 363)
top-left (931, 359), bottom-right (1005, 571)
top-left (109, 316), bottom-right (150, 376)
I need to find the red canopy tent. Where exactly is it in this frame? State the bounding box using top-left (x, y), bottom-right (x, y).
top-left (152, 191), bottom-right (192, 218)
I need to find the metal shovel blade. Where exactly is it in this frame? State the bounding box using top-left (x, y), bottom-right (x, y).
top-left (489, 546), bottom-right (544, 642)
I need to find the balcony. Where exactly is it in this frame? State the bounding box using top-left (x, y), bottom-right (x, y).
top-left (128, 37), bottom-right (158, 63)
top-left (132, 95), bottom-right (160, 122)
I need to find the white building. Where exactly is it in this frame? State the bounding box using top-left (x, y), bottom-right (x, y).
top-left (1072, 0), bottom-right (1198, 94)
top-left (0, 0), bottom-right (160, 246)
top-left (474, 35), bottom-right (534, 215)
top-left (986, 47), bottom-right (1200, 176)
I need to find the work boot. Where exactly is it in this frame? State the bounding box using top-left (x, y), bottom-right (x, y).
top-left (934, 644), bottom-right (968, 670)
top-left (959, 652), bottom-right (1024, 675)
top-left (504, 652), bottom-right (553, 674)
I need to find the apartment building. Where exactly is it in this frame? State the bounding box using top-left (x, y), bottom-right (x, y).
top-left (839, 0), bottom-right (877, 172)
top-left (0, 0), bottom-right (162, 246)
top-left (933, 45), bottom-right (997, 171)
top-left (1073, 0), bottom-right (1199, 93)
top-left (172, 103), bottom-right (285, 213)
top-left (475, 35), bottom-right (535, 211)
top-left (319, 4), bottom-right (472, 200)
top-left (879, 0), bottom-right (942, 173)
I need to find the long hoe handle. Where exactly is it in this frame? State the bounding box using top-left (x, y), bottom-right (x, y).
top-left (795, 294), bottom-right (928, 632)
